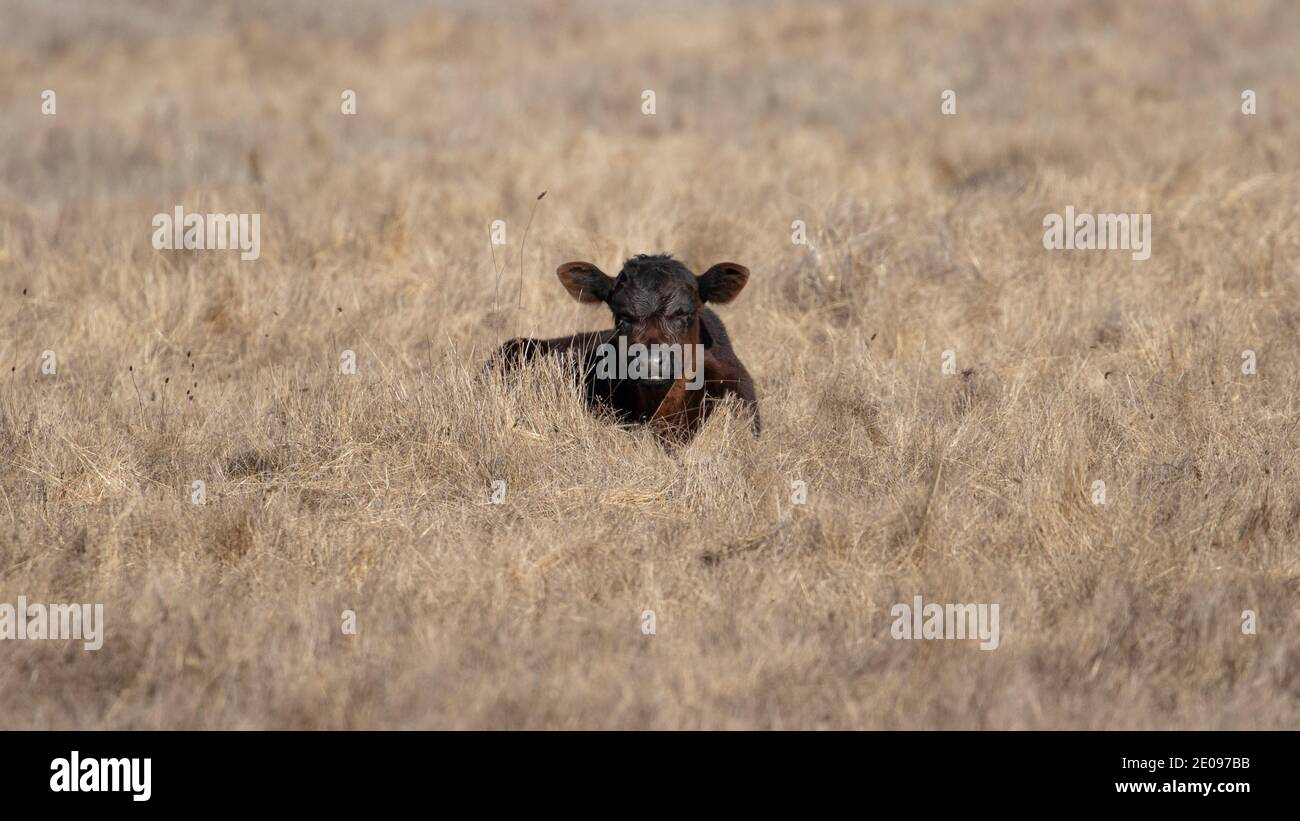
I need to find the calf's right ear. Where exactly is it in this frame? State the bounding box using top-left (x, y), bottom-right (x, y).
top-left (557, 261), bottom-right (614, 303)
top-left (697, 262), bottom-right (750, 304)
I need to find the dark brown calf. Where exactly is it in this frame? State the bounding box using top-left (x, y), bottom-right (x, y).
top-left (490, 254), bottom-right (759, 441)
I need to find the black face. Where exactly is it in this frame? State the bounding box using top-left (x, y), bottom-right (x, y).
top-left (607, 256), bottom-right (702, 357)
top-left (555, 254), bottom-right (750, 385)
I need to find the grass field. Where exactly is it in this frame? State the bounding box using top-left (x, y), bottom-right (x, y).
top-left (1, 0), bottom-right (1298, 729)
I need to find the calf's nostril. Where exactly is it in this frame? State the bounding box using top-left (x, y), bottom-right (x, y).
top-left (648, 348), bottom-right (676, 380)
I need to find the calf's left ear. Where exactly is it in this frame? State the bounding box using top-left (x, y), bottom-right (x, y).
top-left (557, 261), bottom-right (615, 303)
top-left (697, 262), bottom-right (750, 304)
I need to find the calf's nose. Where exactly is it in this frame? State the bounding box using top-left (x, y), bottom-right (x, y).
top-left (646, 346), bottom-right (669, 380)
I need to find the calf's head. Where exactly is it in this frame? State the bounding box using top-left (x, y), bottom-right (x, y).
top-left (557, 254), bottom-right (749, 385)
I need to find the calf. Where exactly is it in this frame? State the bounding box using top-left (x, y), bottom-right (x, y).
top-left (490, 253), bottom-right (759, 441)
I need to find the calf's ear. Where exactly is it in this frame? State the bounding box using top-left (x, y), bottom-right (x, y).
top-left (697, 262), bottom-right (750, 304)
top-left (557, 261), bottom-right (614, 303)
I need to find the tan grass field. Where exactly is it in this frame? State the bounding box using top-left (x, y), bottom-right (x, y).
top-left (1, 0), bottom-right (1298, 729)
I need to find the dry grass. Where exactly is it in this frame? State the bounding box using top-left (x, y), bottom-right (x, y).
top-left (1, 0), bottom-right (1298, 729)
